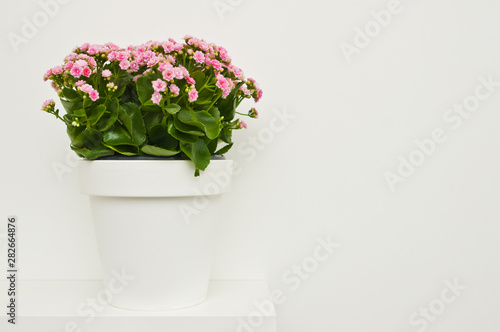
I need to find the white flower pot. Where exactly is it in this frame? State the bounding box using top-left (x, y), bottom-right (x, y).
top-left (78, 158), bottom-right (232, 311)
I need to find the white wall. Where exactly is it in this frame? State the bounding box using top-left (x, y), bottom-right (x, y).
top-left (1, 0), bottom-right (500, 331)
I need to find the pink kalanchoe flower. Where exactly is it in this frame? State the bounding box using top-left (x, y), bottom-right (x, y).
top-left (119, 60), bottom-right (130, 70)
top-left (131, 50), bottom-right (142, 61)
top-left (238, 120), bottom-right (247, 129)
top-left (70, 66), bottom-right (83, 78)
top-left (88, 57), bottom-right (97, 68)
top-left (222, 88), bottom-right (232, 98)
top-left (255, 89), bottom-right (263, 102)
top-left (64, 61), bottom-right (74, 70)
top-left (211, 59), bottom-right (222, 70)
top-left (147, 57), bottom-right (159, 67)
top-left (173, 67), bottom-right (184, 79)
top-left (130, 61), bottom-right (139, 72)
top-left (232, 67), bottom-right (244, 79)
top-left (151, 91), bottom-right (162, 105)
top-left (82, 67), bottom-right (92, 77)
top-left (65, 53), bottom-right (78, 61)
top-left (133, 74), bottom-right (141, 82)
top-left (179, 66), bottom-right (189, 77)
top-left (87, 45), bottom-right (100, 55)
top-left (74, 80), bottom-right (85, 87)
top-left (169, 84), bottom-right (180, 95)
top-left (105, 42), bottom-right (119, 50)
top-left (193, 51), bottom-right (205, 63)
top-left (188, 89), bottom-right (198, 102)
top-left (199, 41), bottom-right (209, 51)
top-left (75, 59), bottom-right (87, 68)
top-left (162, 68), bottom-right (175, 81)
top-left (158, 62), bottom-right (172, 72)
top-left (142, 51), bottom-right (155, 62)
top-left (101, 69), bottom-right (112, 78)
top-left (89, 89), bottom-right (99, 101)
top-left (43, 69), bottom-right (52, 80)
top-left (216, 76), bottom-right (229, 90)
top-left (116, 51), bottom-right (129, 62)
top-left (51, 66), bottom-right (63, 75)
top-left (165, 55), bottom-right (176, 63)
top-left (162, 41), bottom-right (174, 53)
top-left (219, 48), bottom-right (229, 62)
top-left (152, 79), bottom-right (167, 92)
top-left (185, 76), bottom-right (195, 85)
top-left (80, 84), bottom-right (93, 93)
top-left (247, 78), bottom-right (260, 90)
top-left (41, 99), bottom-right (55, 111)
top-left (107, 51), bottom-right (117, 61)
top-left (80, 43), bottom-right (90, 51)
top-left (240, 85), bottom-right (251, 96)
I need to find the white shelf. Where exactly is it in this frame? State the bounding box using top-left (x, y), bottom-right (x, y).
top-left (1, 280), bottom-right (277, 332)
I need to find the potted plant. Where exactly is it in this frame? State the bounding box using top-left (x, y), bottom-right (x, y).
top-left (42, 36), bottom-right (262, 310)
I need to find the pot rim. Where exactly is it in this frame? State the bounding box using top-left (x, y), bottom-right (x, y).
top-left (78, 159), bottom-right (232, 197)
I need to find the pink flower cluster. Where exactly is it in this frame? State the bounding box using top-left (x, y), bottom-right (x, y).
top-left (43, 36), bottom-right (262, 108)
top-left (150, 78), bottom-right (181, 105)
top-left (41, 99), bottom-right (55, 112)
top-left (75, 81), bottom-right (100, 101)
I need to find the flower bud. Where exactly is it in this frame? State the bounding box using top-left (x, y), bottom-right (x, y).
top-left (248, 108), bottom-right (258, 119)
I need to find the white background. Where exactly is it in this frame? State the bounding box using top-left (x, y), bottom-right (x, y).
top-left (1, 0), bottom-right (500, 331)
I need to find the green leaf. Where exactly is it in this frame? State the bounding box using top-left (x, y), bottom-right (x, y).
top-left (142, 100), bottom-right (162, 112)
top-left (191, 71), bottom-right (206, 90)
top-left (73, 109), bottom-right (86, 117)
top-left (119, 103), bottom-right (146, 146)
top-left (111, 75), bottom-right (132, 98)
top-left (177, 109), bottom-right (221, 140)
top-left (195, 89), bottom-right (214, 105)
top-left (207, 138), bottom-right (218, 154)
top-left (62, 88), bottom-right (81, 102)
top-left (167, 119), bottom-right (198, 143)
top-left (215, 142), bottom-right (233, 155)
top-left (67, 125), bottom-right (85, 142)
top-left (219, 125), bottom-right (232, 144)
top-left (102, 125), bottom-right (134, 146)
top-left (174, 116), bottom-right (205, 136)
top-left (149, 123), bottom-right (179, 150)
top-left (208, 106), bottom-right (220, 119)
top-left (141, 145), bottom-right (180, 157)
top-left (103, 144), bottom-right (138, 156)
top-left (136, 74), bottom-right (156, 104)
top-left (71, 128), bottom-right (103, 149)
top-left (83, 97), bottom-right (93, 108)
top-left (89, 104), bottom-right (107, 126)
top-left (217, 82), bottom-right (244, 121)
top-left (164, 103), bottom-right (181, 115)
top-left (144, 112), bottom-right (164, 133)
top-left (97, 98), bottom-right (119, 131)
top-left (120, 83), bottom-right (140, 105)
top-left (60, 99), bottom-right (83, 114)
top-left (71, 146), bottom-right (114, 160)
top-left (180, 138), bottom-right (211, 171)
